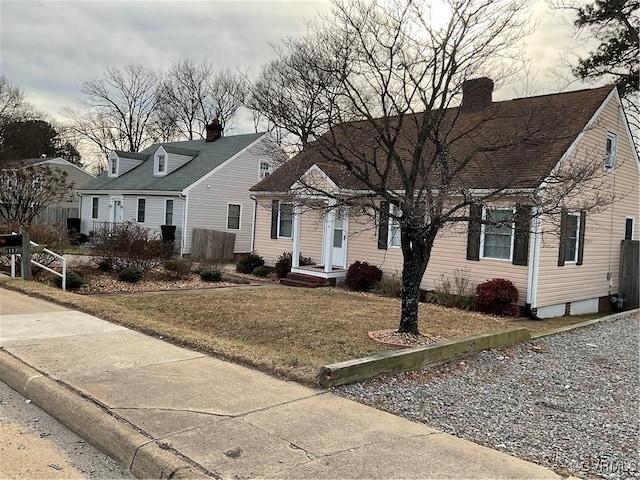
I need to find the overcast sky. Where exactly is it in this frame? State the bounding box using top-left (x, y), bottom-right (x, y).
top-left (1, 0), bottom-right (594, 137)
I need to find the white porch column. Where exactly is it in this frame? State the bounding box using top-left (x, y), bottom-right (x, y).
top-left (292, 203), bottom-right (302, 269)
top-left (322, 200), bottom-right (337, 273)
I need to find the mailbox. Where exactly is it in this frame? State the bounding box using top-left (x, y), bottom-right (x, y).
top-left (0, 234), bottom-right (22, 247)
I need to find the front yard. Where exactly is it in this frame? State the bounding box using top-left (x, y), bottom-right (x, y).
top-left (0, 278), bottom-right (598, 385)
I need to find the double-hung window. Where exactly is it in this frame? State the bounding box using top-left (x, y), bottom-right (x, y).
top-left (137, 198), bottom-right (146, 223)
top-left (227, 204), bottom-right (241, 230)
top-left (604, 132), bottom-right (617, 170)
top-left (482, 208), bottom-right (514, 260)
top-left (563, 213), bottom-right (580, 263)
top-left (109, 157), bottom-right (118, 176)
top-left (91, 197), bottom-right (99, 219)
top-left (156, 154), bottom-right (167, 175)
top-left (165, 199), bottom-right (174, 225)
top-left (278, 203), bottom-right (293, 238)
top-left (259, 160), bottom-right (271, 179)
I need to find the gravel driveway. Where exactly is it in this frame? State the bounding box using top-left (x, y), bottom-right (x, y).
top-left (334, 313), bottom-right (639, 479)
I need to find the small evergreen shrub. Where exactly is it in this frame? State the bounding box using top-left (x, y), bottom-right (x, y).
top-left (118, 267), bottom-right (145, 283)
top-left (57, 271), bottom-right (84, 290)
top-left (372, 275), bottom-right (402, 298)
top-left (474, 278), bottom-right (519, 316)
top-left (345, 261), bottom-right (383, 291)
top-left (200, 269), bottom-right (222, 282)
top-left (274, 252), bottom-right (314, 279)
top-left (97, 258), bottom-right (113, 272)
top-left (236, 253), bottom-right (265, 274)
top-left (252, 266), bottom-right (270, 277)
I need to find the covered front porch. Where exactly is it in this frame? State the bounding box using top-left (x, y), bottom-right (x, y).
top-left (288, 200), bottom-right (348, 285)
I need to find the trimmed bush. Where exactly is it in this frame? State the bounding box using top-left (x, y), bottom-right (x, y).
top-left (236, 253), bottom-right (264, 274)
top-left (118, 267), bottom-right (145, 283)
top-left (274, 252), bottom-right (315, 279)
top-left (345, 261), bottom-right (383, 291)
top-left (200, 269), bottom-right (222, 282)
top-left (474, 278), bottom-right (519, 316)
top-left (97, 258), bottom-right (113, 272)
top-left (57, 271), bottom-right (84, 290)
top-left (252, 266), bottom-right (270, 277)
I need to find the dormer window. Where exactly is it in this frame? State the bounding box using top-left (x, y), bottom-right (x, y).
top-left (154, 148), bottom-right (168, 176)
top-left (604, 132), bottom-right (617, 171)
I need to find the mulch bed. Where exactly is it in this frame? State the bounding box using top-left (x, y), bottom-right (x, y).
top-left (369, 329), bottom-right (449, 348)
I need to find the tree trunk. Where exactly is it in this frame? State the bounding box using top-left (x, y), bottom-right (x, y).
top-left (397, 227), bottom-right (434, 334)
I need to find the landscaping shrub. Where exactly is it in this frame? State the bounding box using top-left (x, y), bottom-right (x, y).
top-left (372, 275), bottom-right (402, 298)
top-left (474, 278), bottom-right (519, 316)
top-left (97, 258), bottom-right (113, 272)
top-left (163, 258), bottom-right (193, 278)
top-left (252, 266), bottom-right (270, 277)
top-left (56, 271), bottom-right (84, 290)
top-left (236, 253), bottom-right (264, 274)
top-left (426, 270), bottom-right (475, 310)
top-left (93, 221), bottom-right (172, 273)
top-left (274, 251), bottom-right (314, 279)
top-left (118, 267), bottom-right (145, 283)
top-left (345, 261), bottom-right (382, 291)
top-left (200, 269), bottom-right (222, 282)
top-left (69, 232), bottom-right (89, 246)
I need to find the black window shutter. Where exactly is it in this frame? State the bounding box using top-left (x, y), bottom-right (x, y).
top-left (378, 201), bottom-right (390, 249)
top-left (558, 209), bottom-right (567, 266)
top-left (270, 200), bottom-right (279, 239)
top-left (466, 203), bottom-right (482, 261)
top-left (577, 210), bottom-right (586, 265)
top-left (512, 204), bottom-right (531, 266)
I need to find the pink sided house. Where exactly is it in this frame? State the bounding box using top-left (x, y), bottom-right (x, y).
top-left (250, 81), bottom-right (639, 318)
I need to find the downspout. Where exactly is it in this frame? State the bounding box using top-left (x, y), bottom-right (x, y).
top-left (250, 195), bottom-right (257, 253)
top-left (525, 206), bottom-right (542, 321)
top-left (180, 192), bottom-right (188, 257)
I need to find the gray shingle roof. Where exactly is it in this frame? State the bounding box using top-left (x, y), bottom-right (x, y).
top-left (82, 133), bottom-right (265, 192)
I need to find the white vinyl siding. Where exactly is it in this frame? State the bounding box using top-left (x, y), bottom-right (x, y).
top-left (182, 139), bottom-right (267, 254)
top-left (119, 195), bottom-right (184, 249)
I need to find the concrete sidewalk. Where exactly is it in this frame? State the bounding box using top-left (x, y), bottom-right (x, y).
top-left (0, 288), bottom-right (565, 479)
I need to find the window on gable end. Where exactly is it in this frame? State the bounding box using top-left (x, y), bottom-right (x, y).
top-left (227, 204), bottom-right (241, 230)
top-left (604, 132), bottom-right (617, 170)
top-left (259, 160), bottom-right (271, 179)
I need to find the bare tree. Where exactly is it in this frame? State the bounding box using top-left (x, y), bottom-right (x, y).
top-left (158, 60), bottom-right (246, 140)
top-left (0, 164), bottom-right (74, 225)
top-left (252, 0), bottom-right (618, 334)
top-left (64, 65), bottom-right (161, 155)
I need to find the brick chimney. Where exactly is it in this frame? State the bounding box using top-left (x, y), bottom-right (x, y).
top-left (461, 77), bottom-right (494, 112)
top-left (205, 119), bottom-right (223, 142)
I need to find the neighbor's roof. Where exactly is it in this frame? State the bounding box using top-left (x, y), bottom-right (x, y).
top-left (251, 85), bottom-right (614, 193)
top-left (82, 133), bottom-right (265, 192)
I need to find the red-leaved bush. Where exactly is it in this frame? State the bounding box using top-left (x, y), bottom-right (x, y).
top-left (345, 261), bottom-right (383, 291)
top-left (474, 278), bottom-right (519, 316)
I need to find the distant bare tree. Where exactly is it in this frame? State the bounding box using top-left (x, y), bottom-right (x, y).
top-left (64, 65), bottom-right (161, 156)
top-left (158, 60), bottom-right (246, 140)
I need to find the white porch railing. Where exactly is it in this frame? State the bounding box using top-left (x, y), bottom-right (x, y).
top-left (9, 233), bottom-right (67, 291)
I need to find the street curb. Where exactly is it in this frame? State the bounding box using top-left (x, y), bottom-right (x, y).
top-left (0, 350), bottom-right (212, 479)
top-left (530, 308), bottom-right (639, 339)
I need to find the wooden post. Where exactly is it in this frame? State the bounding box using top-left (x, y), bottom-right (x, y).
top-left (20, 229), bottom-right (32, 280)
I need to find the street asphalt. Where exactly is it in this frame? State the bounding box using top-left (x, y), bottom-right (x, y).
top-left (0, 287), bottom-right (574, 479)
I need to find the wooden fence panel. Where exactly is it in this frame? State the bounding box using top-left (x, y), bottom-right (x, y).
top-left (619, 240), bottom-right (639, 310)
top-left (33, 206), bottom-right (79, 228)
top-left (190, 228), bottom-right (236, 263)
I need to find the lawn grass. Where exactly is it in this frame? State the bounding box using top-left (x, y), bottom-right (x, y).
top-left (0, 278), bottom-right (605, 385)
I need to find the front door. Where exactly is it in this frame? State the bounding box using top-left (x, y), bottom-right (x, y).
top-left (110, 197), bottom-right (124, 223)
top-left (331, 210), bottom-right (347, 268)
